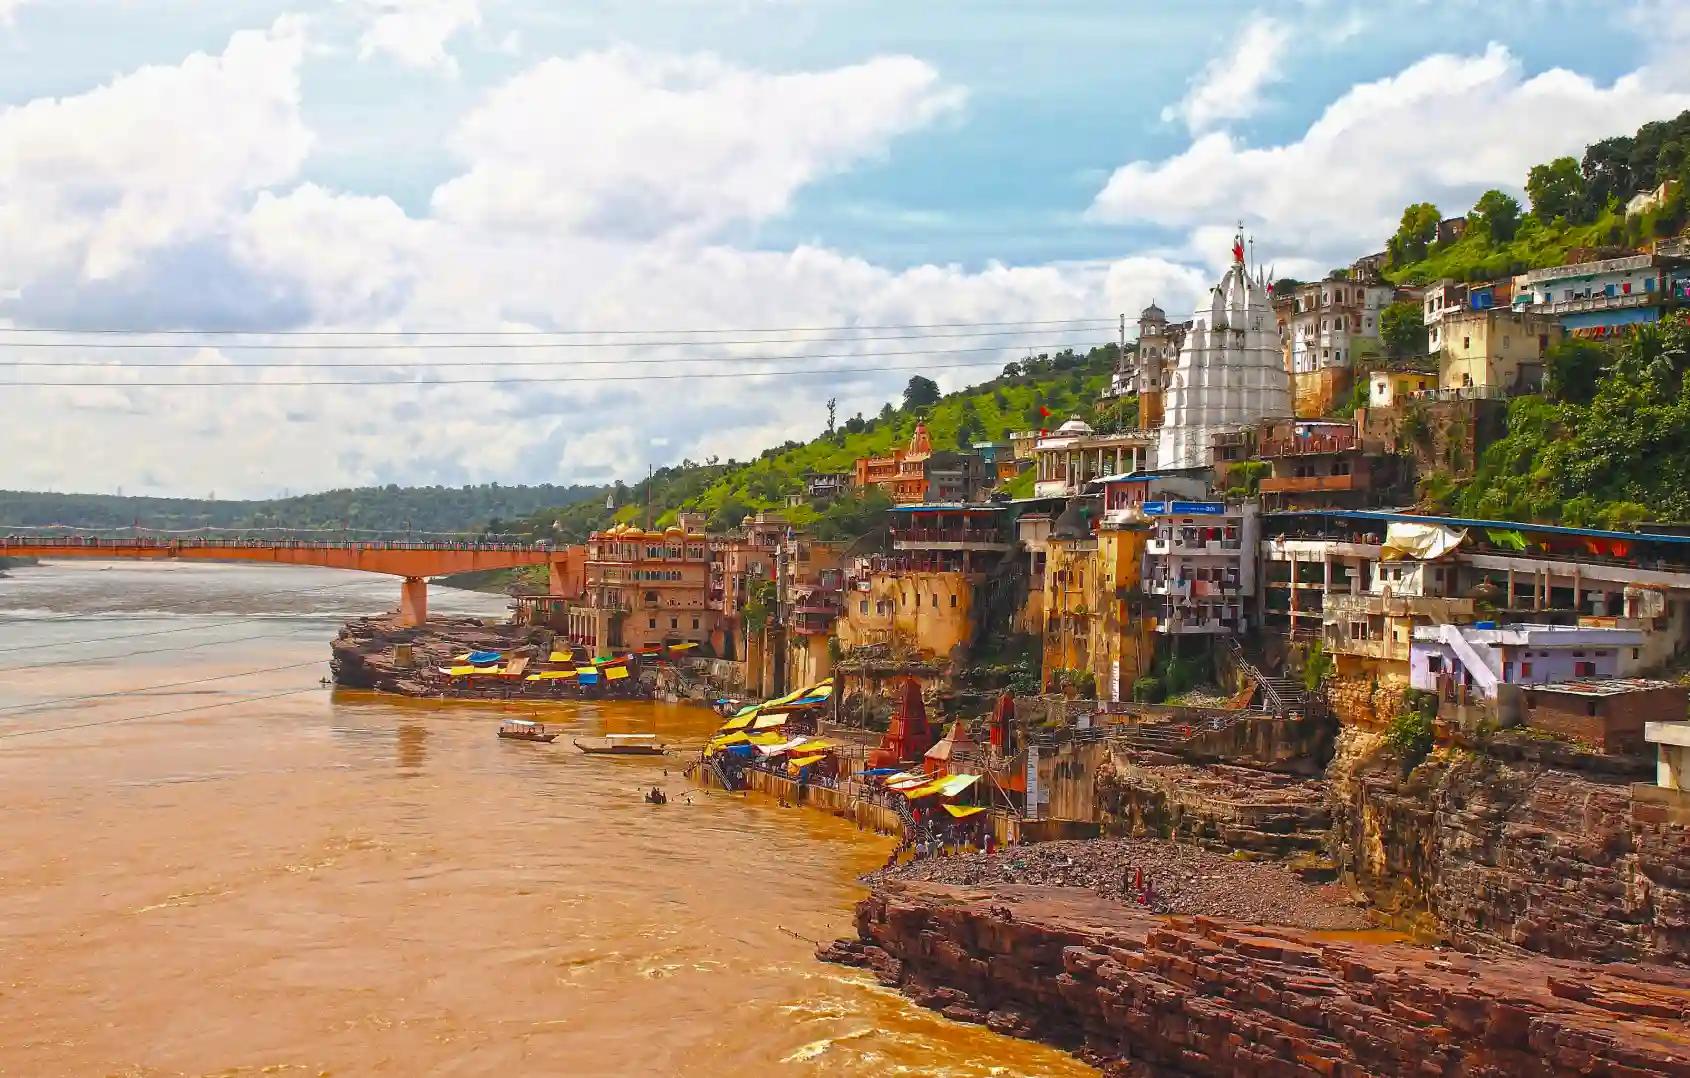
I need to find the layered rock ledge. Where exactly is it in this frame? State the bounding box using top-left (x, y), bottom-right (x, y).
top-left (821, 880), bottom-right (1690, 1077)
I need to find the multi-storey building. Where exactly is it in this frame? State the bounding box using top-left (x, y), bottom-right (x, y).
top-left (1511, 252), bottom-right (1690, 335)
top-left (854, 424), bottom-right (985, 504)
top-left (1254, 419), bottom-right (1399, 511)
top-left (1041, 502), bottom-right (1154, 700)
top-left (803, 471), bottom-right (854, 502)
top-left (786, 540), bottom-right (848, 688)
top-left (1142, 500), bottom-right (1259, 635)
top-left (1031, 419), bottom-right (1156, 498)
top-left (1106, 303), bottom-right (1187, 427)
top-left (1437, 308), bottom-right (1563, 398)
top-left (836, 505), bottom-right (1011, 664)
top-left (1422, 279), bottom-right (1468, 353)
top-left (562, 522), bottom-right (713, 658)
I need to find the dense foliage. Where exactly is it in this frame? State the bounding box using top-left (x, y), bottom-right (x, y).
top-left (1458, 320), bottom-right (1690, 525)
top-left (1384, 109), bottom-right (1690, 285)
top-left (0, 483), bottom-right (604, 537)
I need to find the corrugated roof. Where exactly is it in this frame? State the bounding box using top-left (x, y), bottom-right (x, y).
top-left (1269, 509), bottom-right (1690, 546)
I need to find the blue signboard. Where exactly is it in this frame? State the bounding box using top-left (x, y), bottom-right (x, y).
top-left (1143, 500), bottom-right (1226, 515)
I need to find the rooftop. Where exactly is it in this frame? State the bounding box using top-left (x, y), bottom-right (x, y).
top-left (1529, 678), bottom-right (1678, 698)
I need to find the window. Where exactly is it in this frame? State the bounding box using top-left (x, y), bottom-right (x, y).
top-left (1520, 661), bottom-right (1532, 678)
top-left (670, 617), bottom-right (678, 629)
top-left (648, 618), bottom-right (657, 629)
top-left (1462, 336), bottom-right (1470, 349)
top-left (950, 594), bottom-right (957, 608)
top-left (1427, 655), bottom-right (1443, 673)
top-left (1574, 661), bottom-right (1596, 677)
top-left (692, 618), bottom-right (700, 630)
top-left (859, 600), bottom-right (868, 614)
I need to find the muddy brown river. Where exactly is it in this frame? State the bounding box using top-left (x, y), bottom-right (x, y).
top-left (0, 561), bottom-right (1089, 1076)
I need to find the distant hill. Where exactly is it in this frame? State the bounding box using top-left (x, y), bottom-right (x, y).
top-left (0, 483), bottom-right (607, 538)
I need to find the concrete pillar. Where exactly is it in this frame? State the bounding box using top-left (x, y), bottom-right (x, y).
top-left (400, 576), bottom-right (428, 626)
top-left (1506, 566), bottom-right (1515, 608)
top-left (1572, 567), bottom-right (1581, 613)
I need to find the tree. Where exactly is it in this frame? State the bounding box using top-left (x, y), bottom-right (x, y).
top-left (825, 397), bottom-right (837, 436)
top-left (877, 402), bottom-right (895, 424)
top-left (708, 496), bottom-right (750, 532)
top-left (1542, 337), bottom-right (1606, 405)
top-left (1379, 299), bottom-right (1425, 358)
top-left (1271, 277), bottom-right (1302, 299)
top-left (1386, 202), bottom-right (1440, 267)
top-left (1526, 156), bottom-right (1585, 223)
top-left (1000, 361), bottom-right (1022, 380)
top-left (902, 375), bottom-right (941, 413)
top-left (1467, 189), bottom-right (1521, 243)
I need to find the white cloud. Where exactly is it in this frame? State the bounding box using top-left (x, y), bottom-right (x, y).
top-left (1160, 17), bottom-right (1290, 134)
top-left (0, 0), bottom-right (31, 27)
top-left (1097, 40), bottom-right (1690, 266)
top-left (432, 48), bottom-right (966, 238)
top-left (351, 0), bottom-right (481, 76)
top-left (0, 15), bottom-right (310, 284)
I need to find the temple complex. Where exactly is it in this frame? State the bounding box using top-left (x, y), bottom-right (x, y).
top-left (1155, 229), bottom-right (1293, 471)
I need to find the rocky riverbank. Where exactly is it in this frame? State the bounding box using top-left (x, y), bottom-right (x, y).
top-left (867, 837), bottom-right (1369, 930)
top-left (820, 879), bottom-right (1690, 1077)
top-left (329, 615), bottom-right (650, 700)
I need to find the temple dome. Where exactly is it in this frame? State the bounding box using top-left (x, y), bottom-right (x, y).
top-left (1054, 417), bottom-right (1093, 436)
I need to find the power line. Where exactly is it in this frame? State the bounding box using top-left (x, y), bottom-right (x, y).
top-left (0, 659), bottom-right (327, 717)
top-left (0, 339), bottom-right (1104, 368)
top-left (0, 356), bottom-right (1038, 388)
top-left (0, 685), bottom-right (323, 741)
top-left (0, 317), bottom-right (1114, 337)
top-left (0, 327), bottom-right (1114, 351)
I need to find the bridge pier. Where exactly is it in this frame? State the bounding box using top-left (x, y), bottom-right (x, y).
top-left (399, 576), bottom-right (428, 627)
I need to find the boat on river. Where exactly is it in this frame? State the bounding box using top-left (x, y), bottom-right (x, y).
top-left (574, 733), bottom-right (667, 756)
top-left (497, 718), bottom-right (557, 743)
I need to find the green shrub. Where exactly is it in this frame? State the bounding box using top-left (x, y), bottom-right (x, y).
top-left (1385, 691), bottom-right (1437, 766)
top-left (1133, 676), bottom-right (1164, 703)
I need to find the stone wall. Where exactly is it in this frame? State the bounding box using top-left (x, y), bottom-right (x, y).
top-left (1095, 749), bottom-right (1331, 857)
top-left (1328, 728), bottom-right (1690, 964)
top-left (1327, 671), bottom-right (1411, 729)
top-left (822, 881), bottom-right (1690, 1077)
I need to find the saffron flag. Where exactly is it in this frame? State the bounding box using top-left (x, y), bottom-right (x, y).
top-left (1037, 405), bottom-right (1051, 418)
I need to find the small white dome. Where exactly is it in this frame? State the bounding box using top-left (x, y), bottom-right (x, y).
top-left (1055, 417), bottom-right (1094, 436)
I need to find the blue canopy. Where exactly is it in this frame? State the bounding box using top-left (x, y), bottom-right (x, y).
top-left (577, 670), bottom-right (601, 685)
top-left (467, 650), bottom-right (501, 664)
top-left (723, 743), bottom-right (755, 758)
top-left (861, 767), bottom-right (900, 776)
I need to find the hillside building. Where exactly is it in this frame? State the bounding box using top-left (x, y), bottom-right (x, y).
top-left (562, 523), bottom-right (714, 658)
top-left (1438, 308), bottom-right (1564, 398)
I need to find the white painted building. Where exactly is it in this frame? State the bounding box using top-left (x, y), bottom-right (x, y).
top-left (1155, 230), bottom-right (1293, 472)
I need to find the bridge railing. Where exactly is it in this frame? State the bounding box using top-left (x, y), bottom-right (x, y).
top-left (0, 534), bottom-right (555, 553)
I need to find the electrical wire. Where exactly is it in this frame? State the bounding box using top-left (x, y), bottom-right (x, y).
top-left (0, 356), bottom-right (1035, 387)
top-left (0, 339), bottom-right (1099, 368)
top-left (0, 659), bottom-right (328, 716)
top-left (0, 685), bottom-right (324, 741)
top-left (0, 328), bottom-right (1112, 351)
top-left (0, 317), bottom-right (1114, 337)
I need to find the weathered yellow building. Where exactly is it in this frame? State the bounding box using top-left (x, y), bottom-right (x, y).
top-left (1438, 309), bottom-right (1563, 396)
top-left (836, 567), bottom-right (975, 661)
top-left (1095, 524), bottom-right (1155, 703)
top-left (1039, 505), bottom-right (1155, 699)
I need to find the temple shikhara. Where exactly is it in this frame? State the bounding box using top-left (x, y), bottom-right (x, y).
top-left (1154, 227), bottom-right (1293, 472)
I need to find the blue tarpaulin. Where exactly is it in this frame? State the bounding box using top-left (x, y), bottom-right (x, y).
top-left (578, 670), bottom-right (601, 685)
top-left (467, 650), bottom-right (501, 664)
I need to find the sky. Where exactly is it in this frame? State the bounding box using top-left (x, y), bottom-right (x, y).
top-left (1, 0), bottom-right (1687, 498)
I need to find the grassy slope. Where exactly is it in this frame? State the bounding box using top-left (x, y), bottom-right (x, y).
top-left (669, 363), bottom-right (1116, 529)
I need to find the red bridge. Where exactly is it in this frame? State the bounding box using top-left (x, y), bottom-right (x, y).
top-left (0, 536), bottom-right (586, 626)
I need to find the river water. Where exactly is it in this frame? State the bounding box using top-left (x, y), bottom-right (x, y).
top-left (0, 561), bottom-right (1089, 1076)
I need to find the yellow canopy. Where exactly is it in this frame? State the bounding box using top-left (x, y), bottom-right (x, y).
top-left (943, 804), bottom-right (987, 819)
top-left (900, 778), bottom-right (948, 799)
top-left (748, 731), bottom-right (788, 746)
top-left (936, 774), bottom-right (981, 798)
top-left (788, 739), bottom-right (834, 754)
top-left (750, 712), bottom-right (790, 731)
top-left (547, 651), bottom-right (574, 663)
top-left (719, 714), bottom-right (755, 733)
top-left (606, 666), bottom-right (630, 681)
top-left (668, 642), bottom-right (698, 652)
top-left (443, 665), bottom-right (479, 676)
top-left (788, 753), bottom-right (827, 771)
top-left (710, 732), bottom-right (750, 747)
top-left (525, 670), bottom-right (576, 681)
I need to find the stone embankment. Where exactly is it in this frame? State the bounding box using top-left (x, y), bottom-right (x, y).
top-left (1095, 750), bottom-right (1333, 860)
top-left (821, 880), bottom-right (1690, 1077)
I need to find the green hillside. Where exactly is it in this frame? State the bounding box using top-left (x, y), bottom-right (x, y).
top-left (0, 483), bottom-right (605, 537)
top-left (1383, 109), bottom-right (1690, 286)
top-left (501, 344), bottom-right (1126, 547)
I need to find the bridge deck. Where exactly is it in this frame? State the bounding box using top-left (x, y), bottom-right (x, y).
top-left (0, 538), bottom-right (554, 578)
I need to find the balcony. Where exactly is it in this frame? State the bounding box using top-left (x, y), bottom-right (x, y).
top-left (891, 527), bottom-right (1012, 552)
top-left (1259, 473), bottom-right (1364, 494)
top-left (1148, 536), bottom-right (1244, 556)
top-left (1527, 291), bottom-right (1657, 316)
top-left (1258, 430), bottom-right (1357, 456)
